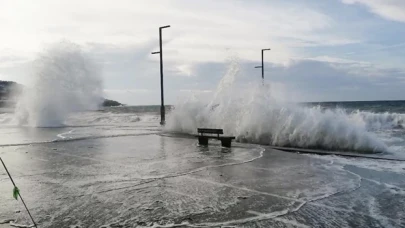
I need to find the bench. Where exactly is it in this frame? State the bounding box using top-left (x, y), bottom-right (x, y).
top-left (196, 128), bottom-right (236, 148)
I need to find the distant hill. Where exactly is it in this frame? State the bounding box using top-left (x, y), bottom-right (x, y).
top-left (0, 80), bottom-right (23, 107)
top-left (102, 99), bottom-right (122, 107)
top-left (0, 80), bottom-right (122, 107)
top-left (0, 80), bottom-right (22, 100)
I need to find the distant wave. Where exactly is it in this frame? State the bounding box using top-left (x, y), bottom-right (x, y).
top-left (87, 114), bottom-right (141, 124)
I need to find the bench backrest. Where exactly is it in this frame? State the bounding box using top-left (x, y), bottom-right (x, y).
top-left (198, 128), bottom-right (223, 135)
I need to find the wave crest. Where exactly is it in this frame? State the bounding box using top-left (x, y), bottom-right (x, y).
top-left (14, 41), bottom-right (103, 127)
top-left (166, 61), bottom-right (388, 153)
top-left (349, 111), bottom-right (405, 130)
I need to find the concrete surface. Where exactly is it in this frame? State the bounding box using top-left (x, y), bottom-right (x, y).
top-left (0, 134), bottom-right (404, 227)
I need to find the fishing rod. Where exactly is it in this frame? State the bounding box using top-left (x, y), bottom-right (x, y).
top-left (0, 157), bottom-right (38, 228)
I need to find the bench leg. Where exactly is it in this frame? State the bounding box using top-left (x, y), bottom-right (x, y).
top-left (221, 138), bottom-right (232, 148)
top-left (198, 137), bottom-right (209, 146)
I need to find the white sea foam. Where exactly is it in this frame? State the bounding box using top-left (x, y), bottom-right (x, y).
top-left (348, 111), bottom-right (405, 130)
top-left (166, 60), bottom-right (388, 152)
top-left (66, 112), bottom-right (142, 126)
top-left (307, 154), bottom-right (405, 174)
top-left (14, 41), bottom-right (103, 127)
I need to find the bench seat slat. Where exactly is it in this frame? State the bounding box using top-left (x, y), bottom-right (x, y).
top-left (198, 128), bottom-right (223, 135)
top-left (195, 135), bottom-right (235, 139)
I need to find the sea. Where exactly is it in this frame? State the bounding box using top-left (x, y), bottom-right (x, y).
top-left (1, 99), bottom-right (405, 160)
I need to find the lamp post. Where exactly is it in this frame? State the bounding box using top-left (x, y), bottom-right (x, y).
top-left (254, 48), bottom-right (271, 80)
top-left (151, 25), bottom-right (171, 125)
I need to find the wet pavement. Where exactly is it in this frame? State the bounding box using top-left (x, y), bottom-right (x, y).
top-left (0, 134), bottom-right (404, 227)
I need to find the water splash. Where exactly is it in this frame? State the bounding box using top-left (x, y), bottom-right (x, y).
top-left (166, 59), bottom-right (388, 153)
top-left (15, 41), bottom-right (103, 127)
top-left (348, 111), bottom-right (405, 130)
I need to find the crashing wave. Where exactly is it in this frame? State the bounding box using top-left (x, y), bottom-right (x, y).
top-left (14, 41), bottom-right (103, 127)
top-left (348, 111), bottom-right (405, 130)
top-left (166, 60), bottom-right (388, 153)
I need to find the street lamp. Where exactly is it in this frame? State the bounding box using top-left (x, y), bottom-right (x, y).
top-left (254, 48), bottom-right (271, 80)
top-left (151, 25), bottom-right (171, 125)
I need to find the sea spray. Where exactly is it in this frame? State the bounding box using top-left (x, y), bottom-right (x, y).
top-left (15, 41), bottom-right (103, 127)
top-left (348, 111), bottom-right (405, 130)
top-left (166, 60), bottom-right (388, 153)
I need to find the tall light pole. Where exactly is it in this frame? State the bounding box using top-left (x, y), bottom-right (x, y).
top-left (152, 25), bottom-right (170, 125)
top-left (254, 48), bottom-right (271, 80)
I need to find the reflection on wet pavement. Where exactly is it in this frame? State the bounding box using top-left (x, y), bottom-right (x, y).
top-left (0, 134), bottom-right (404, 227)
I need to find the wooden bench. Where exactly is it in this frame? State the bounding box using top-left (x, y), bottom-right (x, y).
top-left (196, 128), bottom-right (236, 148)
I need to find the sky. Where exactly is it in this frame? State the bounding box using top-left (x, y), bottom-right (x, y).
top-left (0, 0), bottom-right (405, 105)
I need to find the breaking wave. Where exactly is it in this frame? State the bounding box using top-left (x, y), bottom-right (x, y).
top-left (14, 41), bottom-right (103, 127)
top-left (166, 60), bottom-right (389, 153)
top-left (348, 111), bottom-right (405, 130)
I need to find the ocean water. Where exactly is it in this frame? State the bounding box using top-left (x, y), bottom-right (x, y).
top-left (120, 101), bottom-right (405, 160)
top-left (307, 100), bottom-right (405, 158)
top-left (109, 101), bottom-right (401, 160)
top-left (1, 100), bottom-right (405, 159)
top-left (99, 100), bottom-right (405, 160)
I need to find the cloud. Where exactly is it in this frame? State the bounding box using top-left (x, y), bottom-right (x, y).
top-left (4, 39), bottom-right (405, 105)
top-left (264, 59), bottom-right (405, 102)
top-left (1, 0), bottom-right (404, 105)
top-left (165, 57), bottom-right (405, 103)
top-left (4, 40), bottom-right (404, 105)
top-left (342, 0), bottom-right (405, 22)
top-left (0, 0), bottom-right (358, 65)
